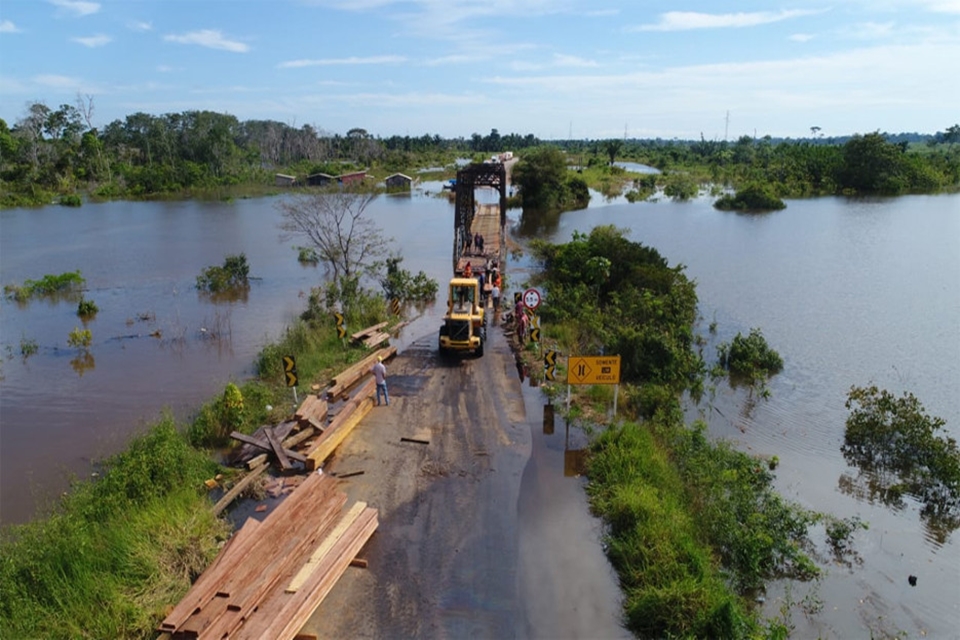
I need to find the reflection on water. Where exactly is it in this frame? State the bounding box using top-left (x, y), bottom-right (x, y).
top-left (69, 352), bottom-right (95, 376)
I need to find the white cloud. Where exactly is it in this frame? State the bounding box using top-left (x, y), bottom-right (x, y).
top-left (278, 55), bottom-right (406, 68)
top-left (49, 0), bottom-right (100, 18)
top-left (72, 34), bottom-right (112, 47)
top-left (156, 65), bottom-right (174, 73)
top-left (631, 9), bottom-right (821, 32)
top-left (34, 74), bottom-right (81, 89)
top-left (128, 20), bottom-right (152, 32)
top-left (1, 20), bottom-right (20, 33)
top-left (790, 33), bottom-right (815, 42)
top-left (553, 53), bottom-right (599, 68)
top-left (164, 30), bottom-right (249, 53)
top-left (847, 21), bottom-right (897, 39)
top-left (918, 0), bottom-right (960, 13)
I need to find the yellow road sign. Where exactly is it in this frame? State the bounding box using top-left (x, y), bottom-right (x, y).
top-left (337, 325), bottom-right (347, 339)
top-left (283, 355), bottom-right (296, 372)
top-left (285, 371), bottom-right (298, 387)
top-left (529, 328), bottom-right (540, 343)
top-left (334, 312), bottom-right (345, 326)
top-left (544, 350), bottom-right (557, 366)
top-left (567, 355), bottom-right (621, 385)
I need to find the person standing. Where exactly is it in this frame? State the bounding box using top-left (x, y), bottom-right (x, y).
top-left (371, 356), bottom-right (389, 406)
top-left (465, 232), bottom-right (473, 255)
top-left (491, 282), bottom-right (501, 312)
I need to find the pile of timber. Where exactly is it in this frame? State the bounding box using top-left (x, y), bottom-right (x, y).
top-left (326, 346), bottom-right (396, 401)
top-left (160, 472), bottom-right (378, 639)
top-left (351, 321), bottom-right (391, 348)
top-left (225, 347), bottom-right (394, 477)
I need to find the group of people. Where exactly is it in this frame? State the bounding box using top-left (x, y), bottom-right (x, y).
top-left (464, 232), bottom-right (485, 256)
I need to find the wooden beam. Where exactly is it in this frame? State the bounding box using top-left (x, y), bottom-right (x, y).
top-left (306, 380), bottom-right (375, 471)
top-left (350, 320), bottom-right (388, 341)
top-left (326, 347), bottom-right (396, 399)
top-left (230, 431), bottom-right (307, 463)
top-left (212, 462), bottom-right (268, 516)
top-left (265, 426), bottom-right (291, 471)
top-left (158, 517), bottom-right (261, 632)
top-left (285, 501), bottom-right (368, 593)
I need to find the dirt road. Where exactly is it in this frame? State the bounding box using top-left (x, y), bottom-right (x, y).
top-left (301, 317), bottom-right (533, 637)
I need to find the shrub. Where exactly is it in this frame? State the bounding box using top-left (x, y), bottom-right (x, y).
top-left (714, 183), bottom-right (786, 212)
top-left (77, 298), bottom-right (99, 317)
top-left (196, 253), bottom-right (250, 292)
top-left (58, 194), bottom-right (82, 207)
top-left (67, 327), bottom-right (93, 350)
top-left (716, 328), bottom-right (783, 384)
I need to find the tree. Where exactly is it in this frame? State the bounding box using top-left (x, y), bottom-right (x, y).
top-left (277, 188), bottom-right (388, 280)
top-left (511, 146), bottom-right (569, 210)
top-left (601, 139), bottom-right (623, 165)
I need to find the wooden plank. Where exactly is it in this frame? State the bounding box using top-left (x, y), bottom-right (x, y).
top-left (206, 489), bottom-right (346, 639)
top-left (362, 332), bottom-right (390, 348)
top-left (230, 432), bottom-right (307, 463)
top-left (285, 501), bottom-right (368, 593)
top-left (245, 508), bottom-right (379, 640)
top-left (211, 462), bottom-right (268, 516)
top-left (305, 390), bottom-right (373, 471)
top-left (350, 321), bottom-right (388, 341)
top-left (265, 427), bottom-right (292, 471)
top-left (158, 517), bottom-right (261, 632)
top-left (326, 346), bottom-right (396, 399)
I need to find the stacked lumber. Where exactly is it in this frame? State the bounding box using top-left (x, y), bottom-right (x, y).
top-left (294, 394), bottom-right (328, 431)
top-left (361, 331), bottom-right (391, 348)
top-left (326, 346), bottom-right (396, 401)
top-left (306, 378), bottom-right (375, 471)
top-left (159, 472), bottom-right (378, 640)
top-left (230, 427), bottom-right (307, 472)
top-left (350, 321), bottom-right (388, 342)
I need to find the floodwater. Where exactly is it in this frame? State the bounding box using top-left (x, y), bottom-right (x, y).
top-left (514, 192), bottom-right (960, 638)
top-left (2, 188), bottom-right (959, 637)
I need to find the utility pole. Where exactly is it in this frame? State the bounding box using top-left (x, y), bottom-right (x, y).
top-left (724, 110), bottom-right (730, 142)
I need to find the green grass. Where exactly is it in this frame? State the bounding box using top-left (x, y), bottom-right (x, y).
top-left (587, 417), bottom-right (756, 638)
top-left (0, 418), bottom-right (227, 639)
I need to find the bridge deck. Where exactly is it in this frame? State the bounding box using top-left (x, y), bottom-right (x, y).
top-left (456, 202), bottom-right (502, 277)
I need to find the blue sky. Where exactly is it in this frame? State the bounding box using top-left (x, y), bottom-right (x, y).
top-left (1, 0), bottom-right (958, 140)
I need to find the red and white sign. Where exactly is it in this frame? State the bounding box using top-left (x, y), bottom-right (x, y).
top-left (522, 288), bottom-right (542, 310)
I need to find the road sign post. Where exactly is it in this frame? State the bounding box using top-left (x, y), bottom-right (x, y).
top-left (566, 355), bottom-right (622, 418)
top-left (283, 355), bottom-right (299, 404)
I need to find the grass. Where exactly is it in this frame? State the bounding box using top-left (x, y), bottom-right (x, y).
top-left (0, 418), bottom-right (227, 639)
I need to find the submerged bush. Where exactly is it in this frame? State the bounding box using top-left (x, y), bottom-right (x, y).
top-left (843, 385), bottom-right (960, 527)
top-left (716, 327), bottom-right (783, 384)
top-left (714, 183), bottom-right (786, 212)
top-left (196, 253), bottom-right (250, 293)
top-left (4, 271), bottom-right (85, 302)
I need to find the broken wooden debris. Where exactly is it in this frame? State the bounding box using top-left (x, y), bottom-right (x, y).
top-left (212, 462), bottom-right (269, 516)
top-left (231, 431), bottom-right (308, 464)
top-left (306, 379), bottom-right (375, 471)
top-left (335, 470), bottom-right (365, 479)
top-left (400, 437), bottom-right (430, 445)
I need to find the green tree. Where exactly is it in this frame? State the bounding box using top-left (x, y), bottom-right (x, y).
top-left (511, 146), bottom-right (569, 210)
top-left (839, 132), bottom-right (908, 194)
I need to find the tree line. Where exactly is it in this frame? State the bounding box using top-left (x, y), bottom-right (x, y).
top-left (0, 99), bottom-right (544, 207)
top-left (560, 126), bottom-right (960, 197)
top-left (3, 97), bottom-right (957, 207)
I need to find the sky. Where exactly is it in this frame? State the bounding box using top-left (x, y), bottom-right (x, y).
top-left (1, 0), bottom-right (958, 141)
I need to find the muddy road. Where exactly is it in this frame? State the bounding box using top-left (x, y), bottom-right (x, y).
top-left (300, 317), bottom-right (627, 639)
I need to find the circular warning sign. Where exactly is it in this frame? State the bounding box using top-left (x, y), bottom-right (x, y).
top-left (523, 288), bottom-right (542, 310)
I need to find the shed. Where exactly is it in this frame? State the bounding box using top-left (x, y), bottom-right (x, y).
top-left (384, 173), bottom-right (413, 191)
top-left (306, 173), bottom-right (335, 187)
top-left (275, 173), bottom-right (297, 187)
top-left (338, 171), bottom-right (366, 186)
